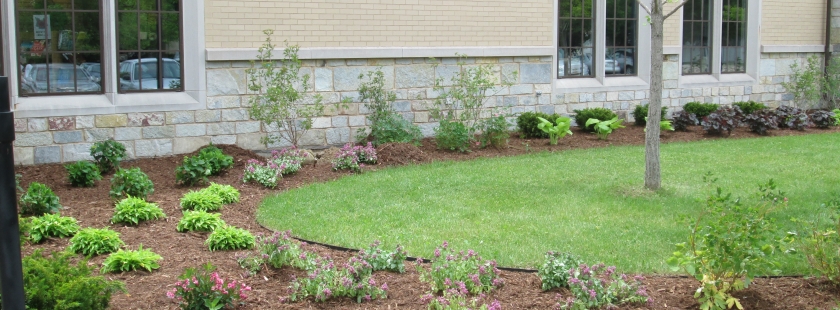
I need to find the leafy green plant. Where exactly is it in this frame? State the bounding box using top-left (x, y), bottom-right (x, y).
top-left (111, 196), bottom-right (166, 225)
top-left (19, 182), bottom-right (61, 216)
top-left (110, 167), bottom-right (154, 200)
top-left (206, 225), bottom-right (255, 251)
top-left (556, 263), bottom-right (651, 310)
top-left (204, 182), bottom-right (240, 204)
top-left (18, 216), bottom-right (32, 244)
top-left (782, 55), bottom-right (824, 109)
top-left (355, 68), bottom-right (422, 146)
top-left (180, 190), bottom-right (224, 212)
top-left (538, 251), bottom-right (582, 291)
top-left (198, 145), bottom-right (234, 175)
top-left (517, 111), bottom-right (562, 139)
top-left (247, 29), bottom-right (324, 147)
top-left (811, 110), bottom-right (837, 128)
top-left (242, 159), bottom-right (281, 188)
top-left (357, 240), bottom-right (408, 273)
top-left (65, 160), bottom-right (102, 187)
top-left (69, 228), bottom-right (124, 257)
top-left (833, 109), bottom-right (840, 125)
top-left (175, 155), bottom-right (212, 186)
top-left (631, 104), bottom-right (667, 126)
top-left (585, 117), bottom-right (625, 140)
top-left (537, 116), bottom-right (573, 145)
top-left (287, 254), bottom-right (388, 303)
top-left (667, 179), bottom-right (787, 310)
top-left (573, 108), bottom-right (617, 132)
top-left (166, 263), bottom-right (251, 310)
top-left (732, 101), bottom-right (767, 115)
top-left (90, 139), bottom-right (127, 174)
top-left (434, 119), bottom-right (471, 152)
top-left (21, 250), bottom-right (125, 310)
top-left (417, 241), bottom-right (503, 295)
top-left (236, 230), bottom-right (316, 275)
top-left (15, 173), bottom-right (23, 192)
top-left (644, 117), bottom-right (675, 132)
top-left (29, 213), bottom-right (80, 243)
top-left (101, 245), bottom-right (163, 273)
top-left (477, 114), bottom-right (510, 148)
top-left (177, 210), bottom-right (226, 233)
top-left (683, 102), bottom-right (719, 121)
top-left (795, 199), bottom-right (840, 285)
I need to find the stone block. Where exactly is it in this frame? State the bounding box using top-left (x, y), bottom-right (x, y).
top-left (115, 127), bottom-right (142, 141)
top-left (310, 117), bottom-right (331, 129)
top-left (760, 59), bottom-right (776, 76)
top-left (521, 96), bottom-right (536, 106)
top-left (84, 128), bottom-right (114, 142)
top-left (435, 65), bottom-right (460, 86)
top-left (396, 65), bottom-right (435, 88)
top-left (407, 89), bottom-right (427, 100)
top-left (236, 133), bottom-right (265, 150)
top-left (580, 93), bottom-right (593, 102)
top-left (34, 146), bottom-right (61, 164)
top-left (62, 143), bottom-right (94, 162)
top-left (520, 63), bottom-right (551, 84)
top-left (618, 91), bottom-right (634, 100)
top-left (127, 113), bottom-right (165, 126)
top-left (236, 121), bottom-right (262, 134)
top-left (142, 126), bottom-right (175, 139)
top-left (349, 116), bottom-right (366, 127)
top-left (663, 80), bottom-right (678, 89)
top-left (332, 116), bottom-right (349, 127)
top-left (134, 139), bottom-right (173, 157)
top-left (211, 135), bottom-right (237, 145)
top-left (207, 96), bottom-right (242, 109)
top-left (418, 123), bottom-right (439, 137)
top-left (335, 66), bottom-right (394, 91)
top-left (501, 63), bottom-right (519, 84)
top-left (326, 59), bottom-right (345, 67)
top-left (14, 146), bottom-right (34, 165)
top-left (15, 132), bottom-right (53, 147)
top-left (14, 119), bottom-right (27, 132)
top-left (174, 137), bottom-right (212, 154)
top-left (594, 92), bottom-right (606, 102)
top-left (692, 88), bottom-right (703, 97)
top-left (315, 68), bottom-right (333, 91)
top-left (392, 101), bottom-right (411, 112)
top-left (95, 114), bottom-right (128, 128)
top-left (76, 116), bottom-right (94, 129)
top-left (326, 128), bottom-right (351, 145)
top-left (222, 109), bottom-right (250, 121)
top-left (775, 59), bottom-right (796, 75)
top-left (635, 91), bottom-right (647, 100)
top-left (503, 96), bottom-right (518, 107)
top-left (195, 110), bottom-right (222, 123)
top-left (347, 59), bottom-right (367, 66)
top-left (28, 118), bottom-right (47, 132)
top-left (681, 89), bottom-right (692, 97)
top-left (509, 84), bottom-right (533, 95)
top-left (207, 69), bottom-right (245, 96)
top-left (176, 124), bottom-right (207, 137)
top-left (48, 117), bottom-right (75, 131)
top-left (663, 62), bottom-right (679, 80)
top-left (53, 131), bottom-right (83, 144)
top-left (207, 123), bottom-right (236, 135)
top-left (539, 105), bottom-right (556, 114)
top-left (414, 112), bottom-right (430, 123)
top-left (166, 111), bottom-right (195, 124)
top-left (299, 129), bottom-right (326, 147)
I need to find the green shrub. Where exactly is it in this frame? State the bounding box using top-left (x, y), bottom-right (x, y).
top-left (206, 225), bottom-right (255, 251)
top-left (518, 111), bottom-right (562, 139)
top-left (175, 155), bottom-right (212, 186)
top-left (19, 182), bottom-right (61, 216)
top-left (631, 104), bottom-right (668, 126)
top-left (90, 139), bottom-right (127, 174)
top-left (65, 160), bottom-right (102, 187)
top-left (199, 145), bottom-right (234, 174)
top-left (683, 102), bottom-right (719, 120)
top-left (29, 214), bottom-right (80, 243)
top-left (733, 101), bottom-right (767, 115)
top-left (181, 190), bottom-right (224, 212)
top-left (177, 210), bottom-right (226, 232)
top-left (573, 108), bottom-right (617, 132)
top-left (356, 69), bottom-right (423, 146)
top-left (111, 196), bottom-right (166, 225)
top-left (101, 245), bottom-right (163, 273)
top-left (22, 250), bottom-right (125, 310)
top-left (585, 117), bottom-right (625, 140)
top-left (204, 182), bottom-right (240, 204)
top-left (435, 119), bottom-right (471, 152)
top-left (110, 167), bottom-right (154, 200)
top-left (69, 228), bottom-right (124, 257)
top-left (18, 216), bottom-right (32, 244)
top-left (538, 251), bottom-right (582, 291)
top-left (477, 114), bottom-right (510, 148)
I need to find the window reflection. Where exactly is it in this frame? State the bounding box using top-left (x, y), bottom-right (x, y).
top-left (682, 0), bottom-right (712, 74)
top-left (558, 0), bottom-right (594, 78)
top-left (605, 0), bottom-right (637, 76)
top-left (117, 0), bottom-right (182, 92)
top-left (721, 0), bottom-right (747, 73)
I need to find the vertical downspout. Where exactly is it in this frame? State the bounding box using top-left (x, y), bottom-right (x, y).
top-left (825, 0), bottom-right (833, 107)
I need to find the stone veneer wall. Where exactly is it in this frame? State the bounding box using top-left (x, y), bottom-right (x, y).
top-left (11, 53), bottom-right (811, 165)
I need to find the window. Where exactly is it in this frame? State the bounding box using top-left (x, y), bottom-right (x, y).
top-left (557, 0), bottom-right (638, 79)
top-left (682, 0), bottom-right (751, 77)
top-left (117, 0), bottom-right (182, 92)
top-left (605, 0), bottom-right (637, 76)
top-left (15, 0), bottom-right (103, 95)
top-left (682, 0), bottom-right (712, 75)
top-left (557, 0), bottom-right (595, 78)
top-left (721, 0), bottom-right (746, 73)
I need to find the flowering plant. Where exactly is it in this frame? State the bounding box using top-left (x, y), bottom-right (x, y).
top-left (167, 263), bottom-right (251, 310)
top-left (358, 240), bottom-right (408, 273)
top-left (285, 254), bottom-right (387, 303)
top-left (538, 251), bottom-right (582, 291)
top-left (242, 159), bottom-right (283, 188)
top-left (236, 230), bottom-right (317, 276)
top-left (417, 241), bottom-right (503, 295)
top-left (422, 287), bottom-right (502, 310)
top-left (331, 142), bottom-right (377, 172)
top-left (556, 263), bottom-right (651, 310)
top-left (270, 147), bottom-right (306, 175)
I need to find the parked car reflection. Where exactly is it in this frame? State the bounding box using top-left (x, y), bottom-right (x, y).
top-left (21, 63), bottom-right (102, 94)
top-left (119, 58), bottom-right (181, 90)
top-left (80, 63), bottom-right (101, 82)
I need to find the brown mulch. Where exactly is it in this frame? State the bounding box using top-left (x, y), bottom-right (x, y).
top-left (16, 124), bottom-right (840, 309)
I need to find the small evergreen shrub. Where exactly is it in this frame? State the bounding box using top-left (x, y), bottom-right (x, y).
top-left (29, 213), bottom-right (80, 243)
top-left (180, 190), bottom-right (224, 212)
top-left (538, 251), bottom-right (582, 291)
top-left (517, 111), bottom-right (562, 138)
top-left (111, 196), bottom-right (166, 225)
top-left (90, 139), bottom-right (127, 174)
top-left (434, 119), bottom-right (471, 152)
top-left (69, 228), bottom-right (125, 257)
top-left (65, 161), bottom-right (102, 187)
top-left (672, 110), bottom-right (699, 131)
top-left (631, 104), bottom-right (667, 126)
top-left (101, 245), bottom-right (163, 273)
top-left (204, 182), bottom-right (240, 204)
top-left (19, 182), bottom-right (61, 216)
top-left (744, 110), bottom-right (780, 135)
top-left (166, 263), bottom-right (251, 309)
top-left (573, 108), bottom-right (617, 132)
top-left (177, 210), bottom-right (226, 232)
top-left (22, 250), bottom-right (125, 310)
top-left (206, 225), bottom-right (255, 251)
top-left (733, 101), bottom-right (767, 115)
top-left (683, 102), bottom-right (719, 120)
top-left (701, 106), bottom-right (743, 135)
top-left (811, 110), bottom-right (837, 128)
top-left (110, 167), bottom-right (154, 200)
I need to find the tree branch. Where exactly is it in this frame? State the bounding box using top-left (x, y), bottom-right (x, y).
top-left (664, 0), bottom-right (690, 20)
top-left (637, 0), bottom-right (652, 15)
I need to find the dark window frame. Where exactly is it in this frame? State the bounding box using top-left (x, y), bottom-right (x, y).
top-left (116, 0), bottom-right (183, 93)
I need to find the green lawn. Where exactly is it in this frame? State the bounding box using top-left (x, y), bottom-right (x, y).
top-left (257, 132), bottom-right (840, 274)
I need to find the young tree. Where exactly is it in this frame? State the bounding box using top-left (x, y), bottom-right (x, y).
top-left (638, 0), bottom-right (689, 190)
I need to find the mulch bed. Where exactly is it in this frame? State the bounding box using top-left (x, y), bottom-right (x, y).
top-left (16, 124), bottom-right (840, 309)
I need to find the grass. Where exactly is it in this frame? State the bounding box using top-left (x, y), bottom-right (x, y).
top-left (257, 132), bottom-right (840, 274)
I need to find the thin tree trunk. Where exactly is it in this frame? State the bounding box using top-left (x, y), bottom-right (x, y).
top-left (644, 10), bottom-right (664, 190)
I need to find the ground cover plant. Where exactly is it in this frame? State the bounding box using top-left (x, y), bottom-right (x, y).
top-left (242, 158), bottom-right (282, 188)
top-left (417, 242), bottom-right (503, 294)
top-left (69, 227), bottom-right (124, 256)
top-left (101, 245), bottom-right (163, 273)
top-left (65, 160), bottom-right (102, 187)
top-left (332, 142), bottom-right (377, 172)
top-left (269, 147), bottom-right (306, 175)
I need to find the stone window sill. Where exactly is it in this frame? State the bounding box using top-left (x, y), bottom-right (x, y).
top-left (554, 76), bottom-right (650, 93)
top-left (15, 92), bottom-right (204, 118)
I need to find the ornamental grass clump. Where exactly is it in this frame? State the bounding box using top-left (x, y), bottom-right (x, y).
top-left (167, 263), bottom-right (251, 310)
top-left (556, 263), bottom-right (651, 310)
top-left (332, 142), bottom-right (377, 172)
top-left (242, 159), bottom-right (282, 188)
top-left (417, 241), bottom-right (503, 295)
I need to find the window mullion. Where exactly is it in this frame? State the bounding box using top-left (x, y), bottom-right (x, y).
top-left (595, 0), bottom-right (606, 82)
top-left (711, 0), bottom-right (723, 78)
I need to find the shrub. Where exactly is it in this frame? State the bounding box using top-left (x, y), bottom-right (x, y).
top-left (101, 245), bottom-right (163, 273)
top-left (743, 110), bottom-right (780, 135)
top-left (18, 216), bottom-right (32, 244)
top-left (110, 167), bottom-right (154, 200)
top-left (556, 263), bottom-right (651, 310)
top-left (69, 228), bottom-right (124, 257)
top-left (781, 55), bottom-right (828, 109)
top-left (242, 159), bottom-right (282, 188)
top-left (111, 196), bottom-right (166, 225)
top-left (701, 106), bottom-right (742, 135)
top-left (178, 210), bottom-right (226, 233)
top-left (166, 263), bottom-right (251, 310)
top-left (811, 110), bottom-right (838, 128)
top-left (175, 155), bottom-right (212, 186)
top-left (785, 112), bottom-right (812, 131)
top-left (833, 109), bottom-right (840, 125)
top-left (631, 104), bottom-right (667, 126)
top-left (65, 160), bottom-right (102, 187)
top-left (29, 213), bottom-right (80, 243)
top-left (90, 139), bottom-right (126, 174)
top-left (518, 111), bottom-right (562, 139)
top-left (270, 147), bottom-right (306, 175)
top-left (573, 108), bottom-right (617, 132)
top-left (585, 117), bottom-right (625, 140)
top-left (180, 190), bottom-right (224, 212)
top-left (538, 251), bottom-right (582, 291)
top-left (198, 145), bottom-right (234, 175)
top-left (774, 105), bottom-right (804, 129)
top-left (19, 182), bottom-right (61, 216)
top-left (537, 116), bottom-right (573, 145)
top-left (206, 225), bottom-right (255, 251)
top-left (332, 142), bottom-right (378, 172)
top-left (204, 182), bottom-right (240, 204)
top-left (733, 101), bottom-right (767, 115)
top-left (435, 119), bottom-right (471, 152)
top-left (477, 114), bottom-right (510, 148)
top-left (672, 110), bottom-right (699, 131)
top-left (21, 250), bottom-right (125, 310)
top-left (683, 102), bottom-right (719, 120)
top-left (417, 241), bottom-right (503, 295)
top-left (356, 69), bottom-right (423, 146)
top-left (667, 179), bottom-right (786, 310)
top-left (796, 199), bottom-right (840, 285)
top-left (358, 240), bottom-right (408, 273)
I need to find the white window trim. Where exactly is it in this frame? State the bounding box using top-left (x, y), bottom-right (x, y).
top-left (679, 0), bottom-right (761, 88)
top-left (553, 0), bottom-right (653, 93)
top-left (2, 0), bottom-right (206, 118)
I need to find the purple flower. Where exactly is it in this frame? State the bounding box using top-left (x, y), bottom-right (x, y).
top-left (323, 288), bottom-right (332, 298)
top-left (434, 248), bottom-right (441, 258)
top-left (589, 289), bottom-right (597, 299)
top-left (488, 300), bottom-right (502, 310)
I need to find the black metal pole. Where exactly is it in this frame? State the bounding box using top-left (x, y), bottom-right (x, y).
top-left (0, 76), bottom-right (25, 309)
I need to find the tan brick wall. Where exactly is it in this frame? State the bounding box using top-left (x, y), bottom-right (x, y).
top-left (762, 0), bottom-right (825, 45)
top-left (664, 3), bottom-right (682, 47)
top-left (205, 0), bottom-right (554, 48)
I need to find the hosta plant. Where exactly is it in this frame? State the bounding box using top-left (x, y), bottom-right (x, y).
top-left (177, 210), bottom-right (226, 233)
top-left (111, 196), bottom-right (166, 225)
top-left (538, 251), bottom-right (582, 291)
top-left (180, 190), bottom-right (224, 212)
top-left (166, 263), bottom-right (251, 310)
top-left (101, 245), bottom-right (163, 273)
top-left (90, 139), bottom-right (126, 174)
top-left (644, 117), bottom-right (675, 132)
top-left (29, 213), bottom-right (80, 243)
top-left (65, 161), bottom-right (102, 187)
top-left (417, 241), bottom-right (503, 295)
top-left (69, 228), bottom-right (124, 257)
top-left (358, 240), bottom-right (408, 273)
top-left (204, 182), bottom-right (240, 204)
top-left (811, 110), bottom-right (837, 128)
top-left (672, 110), bottom-right (699, 131)
top-left (585, 117), bottom-right (625, 140)
top-left (518, 111), bottom-right (562, 138)
top-left (19, 182), bottom-right (62, 216)
top-left (206, 225), bottom-right (255, 251)
top-left (536, 116), bottom-right (573, 145)
top-left (242, 159), bottom-right (282, 188)
top-left (109, 167), bottom-right (154, 200)
top-left (557, 263), bottom-right (651, 310)
top-left (743, 110), bottom-right (779, 135)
